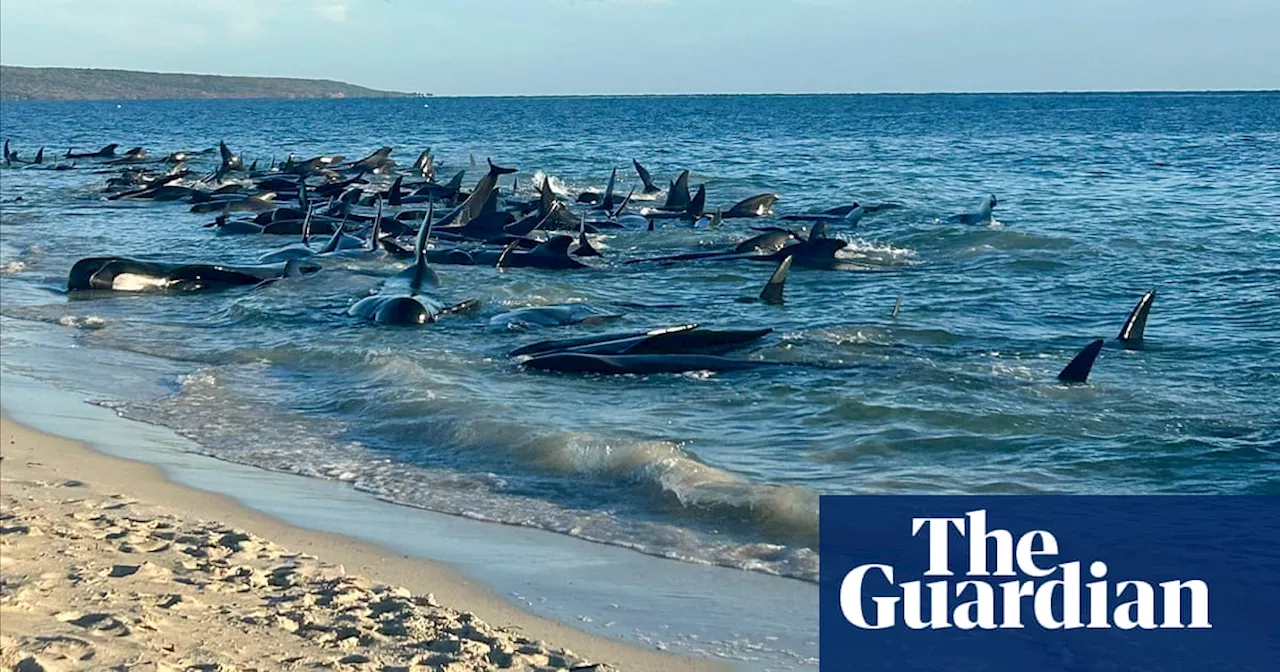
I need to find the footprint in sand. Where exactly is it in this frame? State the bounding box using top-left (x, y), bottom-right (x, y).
top-left (54, 611), bottom-right (130, 636)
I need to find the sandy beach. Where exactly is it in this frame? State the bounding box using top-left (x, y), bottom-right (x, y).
top-left (0, 414), bottom-right (725, 672)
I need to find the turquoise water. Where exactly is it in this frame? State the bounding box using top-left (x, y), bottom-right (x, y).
top-left (1, 93), bottom-right (1278, 583)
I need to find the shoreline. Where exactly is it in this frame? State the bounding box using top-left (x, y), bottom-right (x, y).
top-left (0, 318), bottom-right (817, 671)
top-left (0, 412), bottom-right (725, 671)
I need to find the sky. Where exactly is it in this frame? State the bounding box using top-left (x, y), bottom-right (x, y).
top-left (1, 0), bottom-right (1277, 96)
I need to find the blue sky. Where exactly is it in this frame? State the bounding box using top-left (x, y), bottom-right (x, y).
top-left (1, 0), bottom-right (1276, 95)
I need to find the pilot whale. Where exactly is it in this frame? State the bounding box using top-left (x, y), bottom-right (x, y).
top-left (436, 159), bottom-right (517, 229)
top-left (721, 194), bottom-right (779, 219)
top-left (65, 144), bottom-right (119, 159)
top-left (510, 324), bottom-right (773, 358)
top-left (521, 353), bottom-right (774, 375)
top-left (783, 203), bottom-right (866, 227)
top-left (948, 194), bottom-right (998, 225)
top-left (349, 205), bottom-right (477, 325)
top-left (68, 257), bottom-right (318, 292)
top-left (489, 303), bottom-right (622, 331)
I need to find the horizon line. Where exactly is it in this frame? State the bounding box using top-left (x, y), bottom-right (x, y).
top-left (3, 90), bottom-right (1278, 102)
top-left (1, 64), bottom-right (1277, 99)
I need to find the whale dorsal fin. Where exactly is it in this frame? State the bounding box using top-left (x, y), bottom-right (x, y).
top-left (891, 297), bottom-right (901, 318)
top-left (602, 168), bottom-right (617, 210)
top-left (842, 202), bottom-right (864, 226)
top-left (1117, 289), bottom-right (1156, 347)
top-left (539, 176), bottom-right (560, 217)
top-left (684, 184), bottom-right (706, 219)
top-left (1058, 339), bottom-right (1105, 384)
top-left (663, 170), bottom-right (691, 210)
top-left (388, 176), bottom-right (404, 207)
top-left (319, 213), bottom-right (349, 254)
top-left (413, 204), bottom-right (433, 267)
top-left (760, 255), bottom-right (793, 305)
top-left (410, 203), bottom-right (439, 292)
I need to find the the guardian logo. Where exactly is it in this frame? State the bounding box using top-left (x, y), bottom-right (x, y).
top-left (841, 510), bottom-right (1211, 631)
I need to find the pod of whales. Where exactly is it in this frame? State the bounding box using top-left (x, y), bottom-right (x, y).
top-left (13, 132), bottom-right (1167, 386)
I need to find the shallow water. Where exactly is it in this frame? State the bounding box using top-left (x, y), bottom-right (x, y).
top-left (2, 93), bottom-right (1278, 583)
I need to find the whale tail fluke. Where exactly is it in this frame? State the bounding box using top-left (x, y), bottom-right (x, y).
top-left (633, 159), bottom-right (660, 193)
top-left (683, 184), bottom-right (707, 220)
top-left (611, 188), bottom-right (635, 220)
top-left (760, 255), bottom-right (793, 306)
top-left (1058, 339), bottom-right (1105, 384)
top-left (487, 158), bottom-right (517, 176)
top-left (1117, 289), bottom-right (1156, 348)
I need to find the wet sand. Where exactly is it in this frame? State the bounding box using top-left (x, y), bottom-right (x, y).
top-left (0, 414), bottom-right (725, 671)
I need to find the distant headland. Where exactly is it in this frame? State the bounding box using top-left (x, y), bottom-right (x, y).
top-left (0, 66), bottom-right (417, 101)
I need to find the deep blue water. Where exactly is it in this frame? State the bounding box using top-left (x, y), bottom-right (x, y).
top-left (2, 93), bottom-right (1278, 582)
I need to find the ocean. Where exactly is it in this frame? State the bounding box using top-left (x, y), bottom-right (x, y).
top-left (2, 92), bottom-right (1278, 586)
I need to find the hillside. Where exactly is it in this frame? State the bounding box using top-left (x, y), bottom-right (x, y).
top-left (0, 66), bottom-right (414, 101)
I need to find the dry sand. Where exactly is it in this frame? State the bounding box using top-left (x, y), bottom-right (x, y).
top-left (0, 414), bottom-right (726, 672)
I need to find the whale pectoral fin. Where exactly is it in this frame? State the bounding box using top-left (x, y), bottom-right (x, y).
top-left (441, 298), bottom-right (482, 316)
top-left (760, 255), bottom-right (793, 306)
top-left (1057, 339), bottom-right (1105, 384)
top-left (1117, 288), bottom-right (1156, 348)
top-left (496, 240), bottom-right (520, 269)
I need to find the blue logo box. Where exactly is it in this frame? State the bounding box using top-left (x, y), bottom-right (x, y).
top-left (819, 496), bottom-right (1279, 671)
